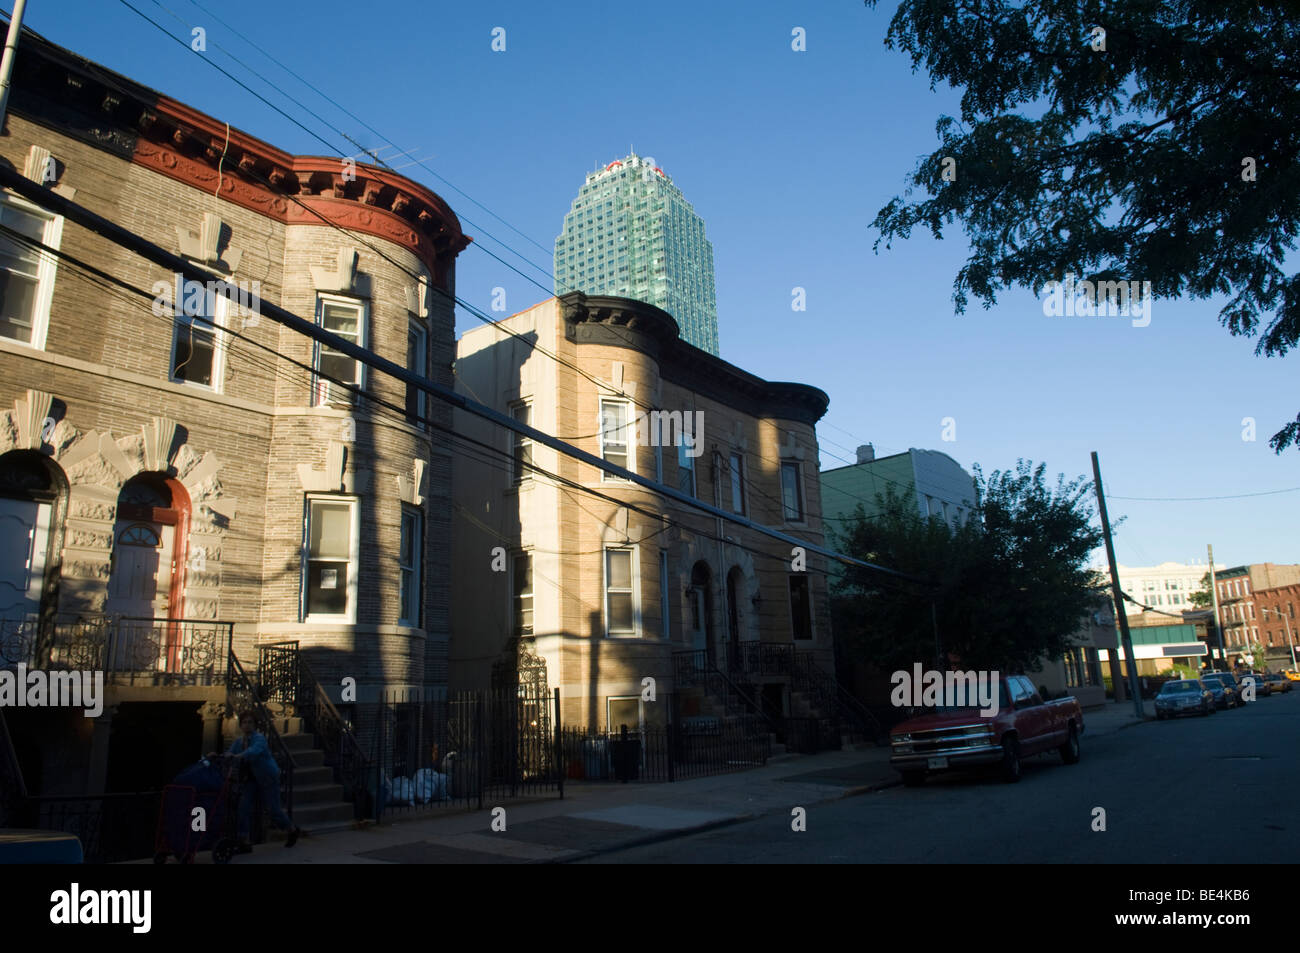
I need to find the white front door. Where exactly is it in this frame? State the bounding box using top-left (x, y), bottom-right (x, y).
top-left (106, 521), bottom-right (173, 670)
top-left (0, 497), bottom-right (50, 618)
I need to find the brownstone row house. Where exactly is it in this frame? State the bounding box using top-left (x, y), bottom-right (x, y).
top-left (0, 31), bottom-right (466, 814)
top-left (451, 293), bottom-right (857, 744)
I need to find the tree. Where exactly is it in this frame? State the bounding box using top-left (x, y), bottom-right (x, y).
top-left (831, 460), bottom-right (1108, 673)
top-left (1189, 571), bottom-right (1214, 608)
top-left (865, 0), bottom-right (1300, 451)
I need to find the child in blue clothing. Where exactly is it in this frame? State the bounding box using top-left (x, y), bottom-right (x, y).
top-left (215, 710), bottom-right (301, 852)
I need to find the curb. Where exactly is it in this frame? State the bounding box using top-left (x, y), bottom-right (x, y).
top-left (552, 815), bottom-right (754, 863)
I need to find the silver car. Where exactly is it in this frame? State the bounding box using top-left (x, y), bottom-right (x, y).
top-left (1154, 680), bottom-right (1214, 719)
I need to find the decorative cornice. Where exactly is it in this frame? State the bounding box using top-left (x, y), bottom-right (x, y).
top-left (8, 32), bottom-right (471, 288)
top-left (558, 292), bottom-right (829, 426)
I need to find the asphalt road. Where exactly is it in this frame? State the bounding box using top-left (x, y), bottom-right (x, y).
top-left (581, 690), bottom-right (1300, 863)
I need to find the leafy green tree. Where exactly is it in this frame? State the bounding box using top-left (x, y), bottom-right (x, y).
top-left (1189, 571), bottom-right (1214, 608)
top-left (865, 0), bottom-right (1300, 451)
top-left (831, 460), bottom-right (1108, 673)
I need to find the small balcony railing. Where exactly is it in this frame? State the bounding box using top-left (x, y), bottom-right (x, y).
top-left (0, 615), bottom-right (233, 686)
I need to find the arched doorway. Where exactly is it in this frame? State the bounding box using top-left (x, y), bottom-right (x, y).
top-left (725, 567), bottom-right (745, 673)
top-left (689, 561), bottom-right (714, 668)
top-left (106, 473), bottom-right (191, 671)
top-left (0, 450), bottom-right (67, 640)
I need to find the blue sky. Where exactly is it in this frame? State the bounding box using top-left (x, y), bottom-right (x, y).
top-left (34, 0), bottom-right (1300, 570)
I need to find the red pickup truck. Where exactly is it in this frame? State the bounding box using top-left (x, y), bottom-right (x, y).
top-left (889, 674), bottom-right (1084, 785)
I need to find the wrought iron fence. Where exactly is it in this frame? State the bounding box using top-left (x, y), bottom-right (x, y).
top-left (558, 713), bottom-right (771, 784)
top-left (9, 791), bottom-right (163, 864)
top-left (372, 686), bottom-right (562, 819)
top-left (0, 615), bottom-right (231, 685)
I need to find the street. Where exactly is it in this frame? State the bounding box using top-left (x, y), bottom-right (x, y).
top-left (580, 692), bottom-right (1300, 863)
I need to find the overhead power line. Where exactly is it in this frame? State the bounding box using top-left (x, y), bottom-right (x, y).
top-left (0, 166), bottom-right (917, 583)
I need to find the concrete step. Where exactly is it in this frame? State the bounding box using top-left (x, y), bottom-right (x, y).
top-left (288, 748), bottom-right (325, 768)
top-left (279, 732), bottom-right (316, 752)
top-left (293, 782), bottom-right (345, 805)
top-left (292, 764), bottom-right (334, 786)
top-left (290, 800), bottom-right (355, 827)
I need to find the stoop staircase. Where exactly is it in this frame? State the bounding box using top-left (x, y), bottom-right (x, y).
top-left (261, 707), bottom-right (357, 834)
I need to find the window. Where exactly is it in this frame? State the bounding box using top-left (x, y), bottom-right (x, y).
top-left (659, 550), bottom-right (670, 640)
top-left (513, 552), bottom-right (533, 638)
top-left (512, 401), bottom-right (533, 484)
top-left (729, 452), bottom-right (746, 515)
top-left (604, 547), bottom-right (638, 636)
top-left (303, 497), bottom-right (358, 621)
top-left (406, 322), bottom-right (427, 426)
top-left (0, 195), bottom-right (61, 348)
top-left (789, 575), bottom-right (812, 640)
top-left (170, 281), bottom-right (228, 390)
top-left (314, 295), bottom-right (366, 404)
top-left (780, 462), bottom-right (804, 521)
top-left (678, 441), bottom-right (695, 497)
top-left (599, 399), bottom-right (632, 479)
top-left (398, 507), bottom-right (422, 626)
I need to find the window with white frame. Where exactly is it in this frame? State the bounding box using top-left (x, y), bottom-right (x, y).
top-left (303, 496), bottom-right (359, 622)
top-left (513, 551), bottom-right (533, 638)
top-left (599, 399), bottom-right (632, 479)
top-left (780, 462), bottom-right (804, 522)
top-left (170, 281), bottom-right (229, 390)
top-left (0, 194), bottom-right (61, 349)
top-left (314, 295), bottom-right (366, 404)
top-left (398, 506), bottom-right (423, 626)
top-left (677, 441), bottom-right (695, 497)
top-left (729, 452), bottom-right (746, 515)
top-left (604, 547), bottom-right (638, 636)
top-left (512, 401), bottom-right (533, 484)
top-left (405, 321), bottom-right (427, 426)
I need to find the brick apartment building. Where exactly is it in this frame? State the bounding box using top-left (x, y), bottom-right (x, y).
top-left (451, 293), bottom-right (843, 736)
top-left (1214, 563), bottom-right (1300, 666)
top-left (0, 31), bottom-right (467, 801)
top-left (1251, 582), bottom-right (1299, 670)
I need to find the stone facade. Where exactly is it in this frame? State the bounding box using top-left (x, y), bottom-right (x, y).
top-left (451, 293), bottom-right (833, 728)
top-left (0, 28), bottom-right (467, 774)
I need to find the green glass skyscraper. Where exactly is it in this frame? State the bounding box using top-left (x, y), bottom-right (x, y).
top-left (554, 153), bottom-right (719, 355)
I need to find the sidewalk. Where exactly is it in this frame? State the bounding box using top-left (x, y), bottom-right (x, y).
top-left (222, 702), bottom-right (1148, 865)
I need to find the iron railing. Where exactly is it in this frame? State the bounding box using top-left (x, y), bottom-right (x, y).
top-left (672, 649), bottom-right (775, 728)
top-left (559, 713), bottom-right (771, 783)
top-left (0, 708), bottom-right (27, 828)
top-left (0, 615), bottom-right (232, 685)
top-left (374, 687), bottom-right (562, 818)
top-left (256, 641), bottom-right (374, 820)
top-left (226, 650), bottom-right (295, 827)
top-left (11, 791), bottom-right (163, 864)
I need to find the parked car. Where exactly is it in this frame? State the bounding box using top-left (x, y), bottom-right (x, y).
top-left (1238, 672), bottom-right (1271, 698)
top-left (1284, 670), bottom-right (1300, 682)
top-left (1199, 672), bottom-right (1241, 709)
top-left (1263, 672), bottom-right (1291, 694)
top-left (1154, 680), bottom-right (1214, 719)
top-left (889, 674), bottom-right (1083, 786)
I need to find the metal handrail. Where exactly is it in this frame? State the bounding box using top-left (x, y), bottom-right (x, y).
top-left (227, 650), bottom-right (296, 818)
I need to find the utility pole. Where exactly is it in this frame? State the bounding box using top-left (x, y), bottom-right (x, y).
top-left (1092, 452), bottom-right (1143, 718)
top-left (0, 0), bottom-right (28, 130)
top-left (1208, 545), bottom-right (1226, 670)
top-left (1261, 606), bottom-right (1297, 671)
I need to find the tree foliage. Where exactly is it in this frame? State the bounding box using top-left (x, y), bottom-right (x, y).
top-left (831, 460), bottom-right (1108, 673)
top-left (865, 0), bottom-right (1300, 450)
top-left (1189, 571), bottom-right (1214, 608)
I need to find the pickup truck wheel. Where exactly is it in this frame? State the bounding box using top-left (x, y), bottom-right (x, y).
top-left (1000, 736), bottom-right (1021, 783)
top-left (900, 770), bottom-right (926, 787)
top-left (1058, 723), bottom-right (1080, 764)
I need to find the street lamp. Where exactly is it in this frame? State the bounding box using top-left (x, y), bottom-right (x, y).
top-left (1260, 607), bottom-right (1298, 671)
